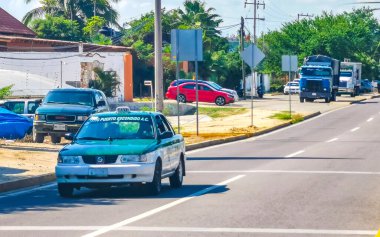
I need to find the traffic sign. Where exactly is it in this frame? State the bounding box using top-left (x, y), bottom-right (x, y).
top-left (144, 80), bottom-right (152, 86)
top-left (282, 55), bottom-right (298, 72)
top-left (171, 29), bottom-right (203, 62)
top-left (241, 44), bottom-right (265, 68)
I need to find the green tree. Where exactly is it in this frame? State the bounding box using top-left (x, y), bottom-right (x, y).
top-left (90, 68), bottom-right (120, 97)
top-left (31, 15), bottom-right (82, 41)
top-left (0, 85), bottom-right (13, 99)
top-left (83, 16), bottom-right (112, 45)
top-left (260, 8), bottom-right (380, 80)
top-left (23, 0), bottom-right (121, 28)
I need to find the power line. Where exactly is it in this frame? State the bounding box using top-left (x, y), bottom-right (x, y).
top-left (297, 13), bottom-right (314, 21)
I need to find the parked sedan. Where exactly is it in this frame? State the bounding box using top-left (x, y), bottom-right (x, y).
top-left (360, 79), bottom-right (374, 93)
top-left (283, 82), bottom-right (300, 94)
top-left (166, 81), bottom-right (235, 106)
top-left (170, 79), bottom-right (239, 101)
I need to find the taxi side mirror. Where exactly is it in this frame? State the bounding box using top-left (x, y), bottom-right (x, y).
top-left (64, 133), bottom-right (74, 141)
top-left (97, 101), bottom-right (106, 107)
top-left (160, 131), bottom-right (173, 139)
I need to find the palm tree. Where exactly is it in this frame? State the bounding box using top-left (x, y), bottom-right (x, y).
top-left (23, 0), bottom-right (121, 28)
top-left (176, 0), bottom-right (223, 37)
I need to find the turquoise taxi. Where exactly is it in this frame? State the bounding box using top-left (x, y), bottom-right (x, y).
top-left (55, 108), bottom-right (186, 197)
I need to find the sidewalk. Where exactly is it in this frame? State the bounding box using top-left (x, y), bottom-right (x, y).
top-left (0, 93), bottom-right (376, 192)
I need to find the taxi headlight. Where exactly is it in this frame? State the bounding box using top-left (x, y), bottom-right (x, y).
top-left (119, 152), bottom-right (155, 163)
top-left (77, 115), bottom-right (88, 121)
top-left (35, 114), bottom-right (46, 121)
top-left (58, 155), bottom-right (81, 164)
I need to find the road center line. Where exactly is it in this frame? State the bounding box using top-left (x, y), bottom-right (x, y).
top-left (188, 170), bottom-right (380, 175)
top-left (367, 117), bottom-right (374, 122)
top-left (285, 150), bottom-right (305, 158)
top-left (350, 127), bottom-right (360, 132)
top-left (81, 175), bottom-right (245, 237)
top-left (0, 226), bottom-right (376, 235)
top-left (326, 138), bottom-right (338, 143)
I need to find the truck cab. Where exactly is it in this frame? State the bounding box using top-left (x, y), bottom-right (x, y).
top-left (338, 62), bottom-right (362, 97)
top-left (299, 66), bottom-right (333, 103)
top-left (299, 55), bottom-right (340, 103)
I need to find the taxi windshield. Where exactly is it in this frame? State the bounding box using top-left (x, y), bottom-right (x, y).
top-left (76, 116), bottom-right (155, 140)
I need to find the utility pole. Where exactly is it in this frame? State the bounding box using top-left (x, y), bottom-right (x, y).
top-left (154, 0), bottom-right (164, 112)
top-left (297, 13), bottom-right (313, 21)
top-left (240, 17), bottom-right (246, 99)
top-left (245, 0), bottom-right (265, 126)
top-left (93, 0), bottom-right (96, 17)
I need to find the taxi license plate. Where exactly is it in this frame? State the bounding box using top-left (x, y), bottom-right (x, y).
top-left (89, 168), bottom-right (108, 177)
top-left (312, 93), bottom-right (317, 96)
top-left (53, 124), bottom-right (66, 131)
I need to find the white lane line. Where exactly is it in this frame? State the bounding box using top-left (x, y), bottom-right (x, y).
top-left (326, 138), bottom-right (338, 143)
top-left (285, 150), bottom-right (305, 158)
top-left (350, 127), bottom-right (360, 132)
top-left (367, 117), bottom-right (374, 122)
top-left (0, 226), bottom-right (376, 235)
top-left (81, 175), bottom-right (245, 237)
top-left (188, 106), bottom-right (351, 155)
top-left (0, 183), bottom-right (56, 199)
top-left (188, 170), bottom-right (380, 175)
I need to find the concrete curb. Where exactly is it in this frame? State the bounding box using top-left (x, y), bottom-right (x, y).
top-left (350, 95), bottom-right (380, 104)
top-left (186, 111), bottom-right (321, 151)
top-left (0, 173), bottom-right (55, 193)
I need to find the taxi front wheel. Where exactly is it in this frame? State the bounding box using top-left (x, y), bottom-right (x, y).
top-left (170, 159), bottom-right (183, 188)
top-left (58, 183), bottom-right (74, 198)
top-left (146, 160), bottom-right (162, 195)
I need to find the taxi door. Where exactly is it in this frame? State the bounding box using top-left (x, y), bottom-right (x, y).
top-left (159, 115), bottom-right (182, 171)
top-left (155, 115), bottom-right (173, 175)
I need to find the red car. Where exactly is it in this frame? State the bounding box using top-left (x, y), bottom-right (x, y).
top-left (166, 81), bottom-right (235, 106)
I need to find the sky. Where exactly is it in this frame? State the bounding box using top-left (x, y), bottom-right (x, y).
top-left (0, 0), bottom-right (378, 36)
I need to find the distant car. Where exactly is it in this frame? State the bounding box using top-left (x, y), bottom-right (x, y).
top-left (2, 98), bottom-right (41, 120)
top-left (360, 80), bottom-right (374, 93)
top-left (284, 82), bottom-right (300, 94)
top-left (170, 79), bottom-right (239, 101)
top-left (0, 108), bottom-right (32, 139)
top-left (166, 81), bottom-right (235, 106)
top-left (55, 109), bottom-right (186, 197)
top-left (33, 88), bottom-right (110, 144)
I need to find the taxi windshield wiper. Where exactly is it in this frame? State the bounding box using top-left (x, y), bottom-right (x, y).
top-left (77, 136), bottom-right (107, 140)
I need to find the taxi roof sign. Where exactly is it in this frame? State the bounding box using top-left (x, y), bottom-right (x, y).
top-left (116, 106), bottom-right (131, 113)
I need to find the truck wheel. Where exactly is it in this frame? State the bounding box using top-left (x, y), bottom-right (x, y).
top-left (146, 160), bottom-right (162, 195)
top-left (51, 135), bottom-right (61, 144)
top-left (169, 158), bottom-right (184, 188)
top-left (33, 128), bottom-right (44, 143)
top-left (325, 98), bottom-right (330, 103)
top-left (300, 97), bottom-right (305, 103)
top-left (58, 183), bottom-right (74, 198)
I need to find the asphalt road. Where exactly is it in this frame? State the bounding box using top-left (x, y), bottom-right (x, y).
top-left (1, 98), bottom-right (380, 237)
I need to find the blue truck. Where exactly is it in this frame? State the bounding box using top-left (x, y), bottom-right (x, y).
top-left (299, 55), bottom-right (340, 103)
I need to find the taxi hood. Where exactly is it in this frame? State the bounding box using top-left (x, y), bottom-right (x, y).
top-left (60, 139), bottom-right (158, 156)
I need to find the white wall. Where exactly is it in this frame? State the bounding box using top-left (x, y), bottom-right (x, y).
top-left (0, 52), bottom-right (125, 100)
top-left (244, 73), bottom-right (271, 96)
